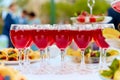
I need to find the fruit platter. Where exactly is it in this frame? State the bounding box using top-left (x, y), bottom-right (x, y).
top-left (70, 11), bottom-right (112, 24)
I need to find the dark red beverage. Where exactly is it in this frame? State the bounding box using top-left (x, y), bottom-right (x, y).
top-left (32, 29), bottom-right (49, 50)
top-left (46, 30), bottom-right (55, 46)
top-left (10, 30), bottom-right (30, 49)
top-left (54, 30), bottom-right (72, 51)
top-left (93, 29), bottom-right (109, 48)
top-left (25, 30), bottom-right (33, 47)
top-left (74, 30), bottom-right (92, 50)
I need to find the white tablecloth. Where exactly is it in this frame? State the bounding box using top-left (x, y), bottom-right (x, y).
top-left (25, 73), bottom-right (102, 80)
top-left (11, 45), bottom-right (104, 80)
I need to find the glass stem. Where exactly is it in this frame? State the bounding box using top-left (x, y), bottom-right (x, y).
top-left (102, 48), bottom-right (107, 68)
top-left (60, 50), bottom-right (65, 70)
top-left (40, 50), bottom-right (45, 63)
top-left (18, 49), bottom-right (23, 71)
top-left (99, 48), bottom-right (103, 70)
top-left (81, 50), bottom-right (85, 66)
top-left (47, 46), bottom-right (50, 62)
top-left (24, 48), bottom-right (30, 66)
top-left (61, 50), bottom-right (65, 62)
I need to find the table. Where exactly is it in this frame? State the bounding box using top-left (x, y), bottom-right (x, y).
top-left (25, 73), bottom-right (102, 80)
top-left (10, 45), bottom-right (107, 80)
top-left (11, 59), bottom-right (103, 80)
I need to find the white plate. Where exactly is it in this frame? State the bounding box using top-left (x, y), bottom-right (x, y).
top-left (70, 16), bottom-right (112, 24)
top-left (0, 59), bottom-right (40, 65)
top-left (99, 16), bottom-right (112, 23)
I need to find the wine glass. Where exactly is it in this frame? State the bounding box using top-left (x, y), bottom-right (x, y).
top-left (32, 24), bottom-right (52, 74)
top-left (92, 24), bottom-right (109, 70)
top-left (46, 25), bottom-right (55, 63)
top-left (22, 25), bottom-right (33, 73)
top-left (10, 24), bottom-right (30, 71)
top-left (111, 0), bottom-right (120, 13)
top-left (53, 24), bottom-right (73, 74)
top-left (73, 24), bottom-right (92, 74)
top-left (87, 0), bottom-right (95, 15)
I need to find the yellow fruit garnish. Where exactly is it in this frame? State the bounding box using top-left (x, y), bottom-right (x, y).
top-left (66, 48), bottom-right (81, 57)
top-left (107, 49), bottom-right (119, 56)
top-left (114, 68), bottom-right (120, 80)
top-left (103, 28), bottom-right (120, 39)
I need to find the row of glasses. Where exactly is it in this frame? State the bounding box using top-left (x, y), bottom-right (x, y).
top-left (10, 24), bottom-right (112, 74)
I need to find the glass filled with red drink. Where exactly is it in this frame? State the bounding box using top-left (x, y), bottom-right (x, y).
top-left (32, 24), bottom-right (53, 74)
top-left (92, 24), bottom-right (110, 70)
top-left (10, 24), bottom-right (31, 71)
top-left (53, 24), bottom-right (73, 74)
top-left (73, 24), bottom-right (92, 73)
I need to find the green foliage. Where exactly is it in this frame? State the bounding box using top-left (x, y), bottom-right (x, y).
top-left (73, 0), bottom-right (110, 14)
top-left (40, 1), bottom-right (74, 22)
top-left (40, 2), bottom-right (51, 16)
top-left (56, 2), bottom-right (74, 18)
top-left (73, 0), bottom-right (89, 13)
top-left (16, 0), bottom-right (30, 8)
top-left (40, 0), bottom-right (110, 23)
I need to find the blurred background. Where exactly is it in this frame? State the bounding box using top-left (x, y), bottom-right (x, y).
top-left (0, 0), bottom-right (112, 34)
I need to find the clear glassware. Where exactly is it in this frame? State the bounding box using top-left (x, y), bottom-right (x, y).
top-left (32, 24), bottom-right (52, 74)
top-left (23, 25), bottom-right (33, 74)
top-left (73, 24), bottom-right (93, 74)
top-left (10, 24), bottom-right (30, 71)
top-left (93, 24), bottom-right (110, 70)
top-left (53, 24), bottom-right (73, 74)
top-left (87, 0), bottom-right (95, 15)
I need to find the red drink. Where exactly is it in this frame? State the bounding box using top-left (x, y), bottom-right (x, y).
top-left (54, 30), bottom-right (72, 51)
top-left (46, 30), bottom-right (55, 46)
top-left (26, 40), bottom-right (32, 47)
top-left (32, 29), bottom-right (49, 50)
top-left (112, 0), bottom-right (120, 13)
top-left (10, 30), bottom-right (30, 49)
top-left (25, 30), bottom-right (33, 47)
top-left (74, 30), bottom-right (92, 50)
top-left (93, 29), bottom-right (109, 48)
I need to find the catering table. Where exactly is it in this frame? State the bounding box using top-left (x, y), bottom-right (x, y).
top-left (25, 73), bottom-right (102, 80)
top-left (9, 45), bottom-right (115, 80)
top-left (11, 62), bottom-right (102, 80)
top-left (11, 60), bottom-right (103, 80)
